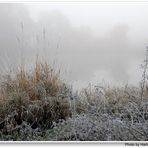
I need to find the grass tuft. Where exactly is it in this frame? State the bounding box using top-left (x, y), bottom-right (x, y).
top-left (0, 61), bottom-right (71, 139)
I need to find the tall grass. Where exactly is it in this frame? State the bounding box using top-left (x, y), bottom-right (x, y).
top-left (0, 60), bottom-right (71, 139)
top-left (1, 40), bottom-right (148, 141)
top-left (1, 59), bottom-right (148, 140)
top-left (1, 64), bottom-right (148, 140)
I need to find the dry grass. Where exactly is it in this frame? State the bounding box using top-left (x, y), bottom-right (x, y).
top-left (1, 61), bottom-right (148, 141)
top-left (0, 61), bottom-right (71, 138)
top-left (46, 84), bottom-right (148, 141)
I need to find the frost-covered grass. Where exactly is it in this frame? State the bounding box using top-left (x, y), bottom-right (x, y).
top-left (0, 61), bottom-right (148, 141)
top-left (0, 61), bottom-right (72, 140)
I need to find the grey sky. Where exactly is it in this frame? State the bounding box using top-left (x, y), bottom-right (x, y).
top-left (0, 2), bottom-right (147, 89)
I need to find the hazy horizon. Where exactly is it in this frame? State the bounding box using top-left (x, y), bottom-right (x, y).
top-left (0, 2), bottom-right (148, 90)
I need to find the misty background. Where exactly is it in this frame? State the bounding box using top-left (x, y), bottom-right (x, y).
top-left (0, 2), bottom-right (147, 90)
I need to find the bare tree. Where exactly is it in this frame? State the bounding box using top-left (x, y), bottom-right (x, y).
top-left (140, 47), bottom-right (148, 101)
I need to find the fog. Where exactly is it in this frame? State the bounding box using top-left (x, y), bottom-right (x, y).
top-left (0, 2), bottom-right (148, 89)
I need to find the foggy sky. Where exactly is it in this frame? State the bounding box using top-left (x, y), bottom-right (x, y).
top-left (0, 3), bottom-right (147, 89)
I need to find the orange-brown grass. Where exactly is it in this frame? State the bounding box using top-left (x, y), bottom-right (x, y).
top-left (15, 61), bottom-right (62, 100)
top-left (0, 61), bottom-right (71, 134)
